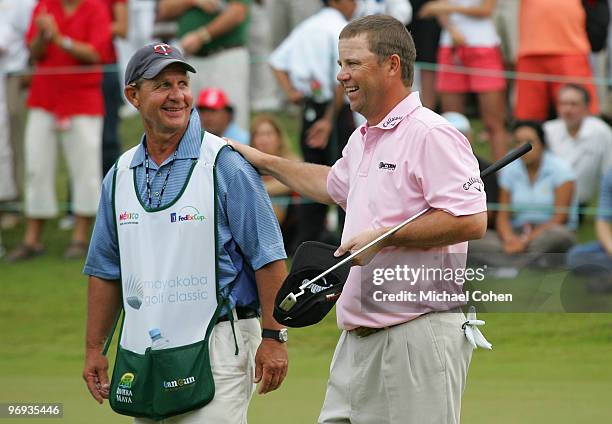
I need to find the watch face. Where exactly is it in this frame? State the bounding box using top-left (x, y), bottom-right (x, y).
top-left (279, 328), bottom-right (288, 342)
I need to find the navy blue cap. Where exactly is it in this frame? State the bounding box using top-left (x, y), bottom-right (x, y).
top-left (124, 43), bottom-right (196, 86)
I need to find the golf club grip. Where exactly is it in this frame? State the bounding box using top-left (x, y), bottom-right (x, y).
top-left (480, 143), bottom-right (532, 179)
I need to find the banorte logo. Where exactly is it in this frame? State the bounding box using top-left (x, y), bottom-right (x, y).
top-left (170, 206), bottom-right (206, 223)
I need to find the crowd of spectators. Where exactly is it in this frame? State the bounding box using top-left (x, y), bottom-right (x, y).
top-left (1, 0), bottom-right (612, 292)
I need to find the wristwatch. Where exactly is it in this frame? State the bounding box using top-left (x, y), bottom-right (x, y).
top-left (262, 328), bottom-right (288, 343)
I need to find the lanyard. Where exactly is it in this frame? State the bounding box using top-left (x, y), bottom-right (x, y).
top-left (144, 145), bottom-right (178, 208)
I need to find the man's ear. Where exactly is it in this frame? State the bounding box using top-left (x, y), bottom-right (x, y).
top-left (387, 54), bottom-right (401, 79)
top-left (124, 85), bottom-right (140, 109)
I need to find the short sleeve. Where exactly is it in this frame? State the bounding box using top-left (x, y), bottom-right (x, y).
top-left (327, 146), bottom-right (350, 210)
top-left (550, 154), bottom-right (576, 187)
top-left (83, 168), bottom-right (121, 280)
top-left (221, 150), bottom-right (287, 270)
top-left (25, 1), bottom-right (44, 45)
top-left (415, 125), bottom-right (487, 216)
top-left (598, 170), bottom-right (612, 221)
top-left (601, 128), bottom-right (612, 174)
top-left (269, 33), bottom-right (294, 71)
top-left (497, 166), bottom-right (514, 191)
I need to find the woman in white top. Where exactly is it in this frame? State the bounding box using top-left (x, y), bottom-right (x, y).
top-left (420, 0), bottom-right (508, 161)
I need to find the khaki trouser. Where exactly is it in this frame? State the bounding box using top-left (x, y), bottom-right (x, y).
top-left (319, 311), bottom-right (473, 424)
top-left (6, 73), bottom-right (26, 198)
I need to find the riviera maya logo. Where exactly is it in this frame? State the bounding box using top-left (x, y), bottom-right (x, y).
top-left (119, 373), bottom-right (135, 389)
top-left (116, 373), bottom-right (135, 404)
top-left (170, 206), bottom-right (206, 223)
top-left (118, 211), bottom-right (140, 225)
top-left (125, 275), bottom-right (144, 310)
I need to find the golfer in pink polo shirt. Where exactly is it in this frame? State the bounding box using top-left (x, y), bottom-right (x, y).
top-left (230, 15), bottom-right (487, 424)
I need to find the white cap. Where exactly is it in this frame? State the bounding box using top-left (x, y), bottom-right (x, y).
top-left (442, 112), bottom-right (471, 136)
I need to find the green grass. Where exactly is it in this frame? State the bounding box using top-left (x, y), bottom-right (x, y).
top-left (1, 115), bottom-right (612, 423)
top-left (1, 254), bottom-right (612, 424)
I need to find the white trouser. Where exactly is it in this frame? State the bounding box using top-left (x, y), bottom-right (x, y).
top-left (24, 108), bottom-right (102, 218)
top-left (0, 72), bottom-right (16, 201)
top-left (319, 311), bottom-right (473, 424)
top-left (135, 318), bottom-right (261, 424)
top-left (267, 0), bottom-right (322, 48)
top-left (248, 2), bottom-right (281, 111)
top-left (116, 0), bottom-right (156, 90)
top-left (188, 47), bottom-right (250, 129)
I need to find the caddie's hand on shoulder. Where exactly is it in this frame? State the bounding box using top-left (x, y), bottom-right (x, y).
top-left (83, 349), bottom-right (110, 404)
top-left (254, 339), bottom-right (288, 395)
top-left (334, 227), bottom-right (390, 266)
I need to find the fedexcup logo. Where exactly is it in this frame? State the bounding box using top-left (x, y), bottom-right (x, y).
top-left (125, 275), bottom-right (144, 310)
top-left (170, 206), bottom-right (206, 223)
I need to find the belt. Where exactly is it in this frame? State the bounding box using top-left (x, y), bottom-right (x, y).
top-left (350, 308), bottom-right (465, 338)
top-left (216, 306), bottom-right (259, 324)
top-left (350, 326), bottom-right (390, 338)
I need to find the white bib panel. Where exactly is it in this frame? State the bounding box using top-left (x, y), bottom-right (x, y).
top-left (114, 133), bottom-right (227, 354)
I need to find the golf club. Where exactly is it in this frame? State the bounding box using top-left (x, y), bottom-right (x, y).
top-left (278, 142), bottom-right (533, 312)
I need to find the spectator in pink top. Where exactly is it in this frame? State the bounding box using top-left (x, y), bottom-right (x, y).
top-left (229, 15), bottom-right (487, 424)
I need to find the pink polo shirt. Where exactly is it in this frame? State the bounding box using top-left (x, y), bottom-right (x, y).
top-left (327, 92), bottom-right (487, 330)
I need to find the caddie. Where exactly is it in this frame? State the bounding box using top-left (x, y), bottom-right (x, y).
top-left (82, 43), bottom-right (289, 423)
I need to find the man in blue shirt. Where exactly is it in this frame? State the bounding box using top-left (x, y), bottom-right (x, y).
top-left (567, 169), bottom-right (612, 293)
top-left (82, 43), bottom-right (289, 422)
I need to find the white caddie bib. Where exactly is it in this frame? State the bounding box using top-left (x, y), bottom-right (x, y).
top-left (108, 132), bottom-right (228, 421)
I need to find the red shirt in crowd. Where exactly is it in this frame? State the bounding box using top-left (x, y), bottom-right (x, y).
top-left (26, 0), bottom-right (111, 118)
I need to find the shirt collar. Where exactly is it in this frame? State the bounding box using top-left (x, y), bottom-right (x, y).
top-left (129, 108), bottom-right (202, 169)
top-left (574, 116), bottom-right (594, 139)
top-left (518, 151), bottom-right (553, 181)
top-left (359, 91), bottom-right (422, 137)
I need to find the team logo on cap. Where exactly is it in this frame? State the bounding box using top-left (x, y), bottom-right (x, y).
top-left (154, 43), bottom-right (172, 56)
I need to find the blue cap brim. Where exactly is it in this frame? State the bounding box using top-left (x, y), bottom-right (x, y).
top-left (141, 59), bottom-right (197, 80)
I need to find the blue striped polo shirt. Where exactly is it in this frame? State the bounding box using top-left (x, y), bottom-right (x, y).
top-left (84, 110), bottom-right (287, 310)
